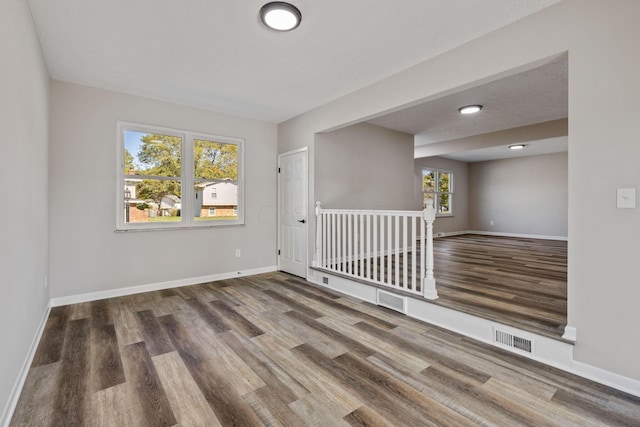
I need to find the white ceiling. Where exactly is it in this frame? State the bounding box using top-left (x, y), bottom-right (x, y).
top-left (27, 0), bottom-right (561, 123)
top-left (441, 136), bottom-right (568, 163)
top-left (367, 54), bottom-right (568, 162)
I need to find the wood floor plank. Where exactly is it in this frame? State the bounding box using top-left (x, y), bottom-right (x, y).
top-left (209, 299), bottom-right (265, 338)
top-left (153, 351), bottom-right (222, 427)
top-left (89, 383), bottom-right (137, 427)
top-left (135, 309), bottom-right (175, 356)
top-left (120, 341), bottom-right (177, 426)
top-left (9, 363), bottom-right (60, 427)
top-left (110, 297), bottom-right (144, 346)
top-left (252, 334), bottom-right (363, 414)
top-left (90, 321), bottom-right (125, 392)
top-left (30, 306), bottom-right (69, 367)
top-left (244, 386), bottom-right (307, 427)
top-left (51, 318), bottom-right (91, 426)
top-left (272, 278), bottom-right (398, 330)
top-left (293, 343), bottom-right (453, 427)
top-left (219, 330), bottom-right (310, 404)
top-left (343, 405), bottom-right (395, 427)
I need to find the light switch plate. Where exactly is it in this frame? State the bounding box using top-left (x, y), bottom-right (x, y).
top-left (617, 188), bottom-right (636, 209)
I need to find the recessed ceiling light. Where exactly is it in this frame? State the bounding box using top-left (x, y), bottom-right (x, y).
top-left (458, 105), bottom-right (483, 115)
top-left (260, 2), bottom-right (302, 31)
top-left (509, 144), bottom-right (526, 150)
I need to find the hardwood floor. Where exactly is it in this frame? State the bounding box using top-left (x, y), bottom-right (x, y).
top-left (328, 234), bottom-right (567, 339)
top-left (12, 272), bottom-right (638, 426)
top-left (432, 234), bottom-right (567, 339)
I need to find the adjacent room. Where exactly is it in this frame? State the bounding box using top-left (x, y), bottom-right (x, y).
top-left (3, 0), bottom-right (640, 425)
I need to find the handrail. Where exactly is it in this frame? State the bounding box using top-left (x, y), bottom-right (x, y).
top-left (314, 201), bottom-right (438, 300)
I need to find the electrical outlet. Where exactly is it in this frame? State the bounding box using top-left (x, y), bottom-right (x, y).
top-left (490, 220), bottom-right (494, 226)
top-left (617, 188), bottom-right (636, 209)
top-left (235, 249), bottom-right (241, 257)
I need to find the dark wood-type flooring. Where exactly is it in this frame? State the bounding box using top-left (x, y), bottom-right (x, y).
top-left (432, 234), bottom-right (567, 339)
top-left (329, 234), bottom-right (567, 339)
top-left (12, 272), bottom-right (639, 426)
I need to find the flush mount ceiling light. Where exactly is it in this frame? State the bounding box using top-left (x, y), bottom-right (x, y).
top-left (260, 2), bottom-right (302, 31)
top-left (509, 144), bottom-right (526, 150)
top-left (458, 105), bottom-right (483, 114)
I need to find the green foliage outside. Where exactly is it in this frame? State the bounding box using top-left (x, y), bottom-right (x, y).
top-left (422, 169), bottom-right (452, 213)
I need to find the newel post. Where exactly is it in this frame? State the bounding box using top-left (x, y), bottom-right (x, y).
top-left (423, 202), bottom-right (438, 300)
top-left (314, 201), bottom-right (322, 267)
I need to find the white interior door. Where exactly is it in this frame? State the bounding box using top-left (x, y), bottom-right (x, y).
top-left (278, 148), bottom-right (308, 278)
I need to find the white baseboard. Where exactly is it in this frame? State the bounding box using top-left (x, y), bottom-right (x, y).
top-left (434, 230), bottom-right (468, 238)
top-left (50, 265), bottom-right (277, 307)
top-left (466, 230), bottom-right (568, 241)
top-left (572, 360), bottom-right (640, 398)
top-left (1, 303), bottom-right (51, 427)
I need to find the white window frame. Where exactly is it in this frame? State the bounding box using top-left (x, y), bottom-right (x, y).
top-left (116, 121), bottom-right (244, 231)
top-left (422, 168), bottom-right (454, 217)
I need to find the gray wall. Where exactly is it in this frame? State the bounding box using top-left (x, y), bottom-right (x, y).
top-left (0, 0), bottom-right (50, 421)
top-left (414, 156), bottom-right (469, 234)
top-left (49, 81), bottom-right (278, 298)
top-left (316, 123), bottom-right (415, 210)
top-left (279, 0), bottom-right (640, 382)
top-left (469, 152), bottom-right (568, 237)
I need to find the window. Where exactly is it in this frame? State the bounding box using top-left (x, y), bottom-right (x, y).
top-left (117, 121), bottom-right (243, 230)
top-left (422, 168), bottom-right (453, 215)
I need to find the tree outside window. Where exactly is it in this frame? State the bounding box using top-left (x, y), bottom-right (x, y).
top-left (118, 122), bottom-right (243, 230)
top-left (422, 168), bottom-right (453, 215)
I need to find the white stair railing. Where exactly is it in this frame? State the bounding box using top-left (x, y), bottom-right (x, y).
top-left (314, 201), bottom-right (438, 300)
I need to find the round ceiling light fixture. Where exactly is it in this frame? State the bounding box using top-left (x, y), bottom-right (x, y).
top-left (509, 144), bottom-right (526, 150)
top-left (260, 2), bottom-right (302, 31)
top-left (458, 104), bottom-right (483, 115)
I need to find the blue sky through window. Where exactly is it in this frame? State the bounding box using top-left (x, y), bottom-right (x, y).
top-left (124, 130), bottom-right (148, 171)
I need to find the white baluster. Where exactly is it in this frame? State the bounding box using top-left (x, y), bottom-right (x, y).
top-left (315, 201), bottom-right (322, 267)
top-left (423, 202), bottom-right (438, 300)
top-left (402, 215), bottom-right (408, 290)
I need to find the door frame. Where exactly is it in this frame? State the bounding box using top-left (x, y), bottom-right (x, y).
top-left (277, 147), bottom-right (309, 277)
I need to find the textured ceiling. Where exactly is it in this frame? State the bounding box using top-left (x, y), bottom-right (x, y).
top-left (367, 53), bottom-right (568, 162)
top-left (27, 0), bottom-right (561, 123)
top-left (368, 55), bottom-right (568, 146)
top-left (441, 136), bottom-right (568, 163)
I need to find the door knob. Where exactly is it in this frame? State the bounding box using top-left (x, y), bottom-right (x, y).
top-left (298, 219), bottom-right (306, 224)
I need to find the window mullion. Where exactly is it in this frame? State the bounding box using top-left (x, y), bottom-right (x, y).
top-left (183, 132), bottom-right (195, 226)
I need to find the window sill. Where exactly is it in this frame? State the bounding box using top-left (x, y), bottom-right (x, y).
top-left (436, 213), bottom-right (454, 218)
top-left (115, 222), bottom-right (245, 232)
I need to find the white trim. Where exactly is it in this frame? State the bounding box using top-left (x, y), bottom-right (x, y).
top-left (464, 230), bottom-right (568, 241)
top-left (562, 325), bottom-right (577, 342)
top-left (50, 266), bottom-right (277, 307)
top-left (572, 360), bottom-right (640, 398)
top-left (1, 304), bottom-right (51, 427)
top-left (434, 230), bottom-right (468, 238)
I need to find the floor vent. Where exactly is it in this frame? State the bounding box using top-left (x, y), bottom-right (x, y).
top-left (377, 290), bottom-right (407, 314)
top-left (494, 328), bottom-right (533, 353)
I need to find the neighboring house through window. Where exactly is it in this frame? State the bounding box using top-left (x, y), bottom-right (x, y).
top-left (422, 168), bottom-right (453, 215)
top-left (117, 121), bottom-right (244, 230)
